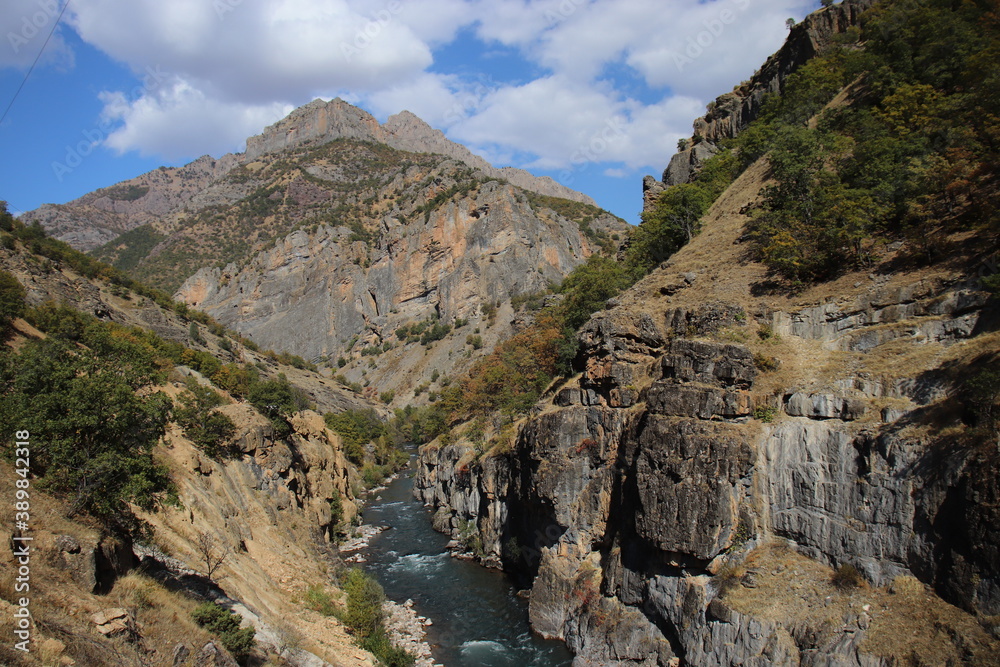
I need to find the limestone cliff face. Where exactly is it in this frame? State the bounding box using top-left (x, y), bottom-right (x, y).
top-left (175, 171), bottom-right (625, 402)
top-left (643, 0), bottom-right (874, 208)
top-left (415, 150), bottom-right (1000, 664)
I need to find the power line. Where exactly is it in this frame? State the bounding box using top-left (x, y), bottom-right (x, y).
top-left (0, 0), bottom-right (73, 128)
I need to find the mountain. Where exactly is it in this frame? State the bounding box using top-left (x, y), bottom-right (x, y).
top-left (414, 0), bottom-right (1000, 664)
top-left (21, 100), bottom-right (628, 403)
top-left (23, 99), bottom-right (593, 253)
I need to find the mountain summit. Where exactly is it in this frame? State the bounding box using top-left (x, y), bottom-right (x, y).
top-left (246, 98), bottom-right (593, 205)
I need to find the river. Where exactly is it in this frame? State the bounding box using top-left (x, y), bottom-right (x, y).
top-left (360, 463), bottom-right (573, 667)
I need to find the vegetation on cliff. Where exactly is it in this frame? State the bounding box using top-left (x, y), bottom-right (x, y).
top-left (738, 0), bottom-right (999, 282)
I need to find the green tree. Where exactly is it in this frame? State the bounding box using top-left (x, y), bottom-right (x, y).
top-left (342, 568), bottom-right (385, 639)
top-left (0, 335), bottom-right (175, 534)
top-left (175, 381), bottom-right (237, 458)
top-left (324, 409), bottom-right (386, 464)
top-left (0, 270), bottom-right (25, 331)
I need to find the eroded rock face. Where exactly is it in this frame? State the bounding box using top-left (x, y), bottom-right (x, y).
top-left (415, 274), bottom-right (1000, 665)
top-left (176, 177), bottom-right (624, 399)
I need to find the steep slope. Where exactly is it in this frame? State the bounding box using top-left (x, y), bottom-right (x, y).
top-left (0, 220), bottom-right (400, 666)
top-left (413, 0), bottom-right (1000, 663)
top-left (643, 0), bottom-right (874, 208)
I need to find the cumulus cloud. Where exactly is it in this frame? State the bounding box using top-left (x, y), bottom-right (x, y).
top-left (23, 0), bottom-right (818, 172)
top-left (98, 76), bottom-right (292, 160)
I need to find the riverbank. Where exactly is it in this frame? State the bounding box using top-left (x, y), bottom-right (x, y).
top-left (383, 598), bottom-right (440, 667)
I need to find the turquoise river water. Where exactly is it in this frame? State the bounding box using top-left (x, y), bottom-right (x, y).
top-left (360, 462), bottom-right (573, 667)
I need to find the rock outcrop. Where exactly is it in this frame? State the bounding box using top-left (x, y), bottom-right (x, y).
top-left (645, 0), bottom-right (874, 204)
top-left (174, 171), bottom-right (623, 402)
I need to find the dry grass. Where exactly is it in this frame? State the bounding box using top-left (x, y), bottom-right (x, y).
top-left (721, 543), bottom-right (1000, 665)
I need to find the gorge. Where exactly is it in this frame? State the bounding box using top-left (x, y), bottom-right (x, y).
top-left (2, 0), bottom-right (999, 665)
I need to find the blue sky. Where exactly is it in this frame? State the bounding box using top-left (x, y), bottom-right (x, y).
top-left (0, 0), bottom-right (820, 224)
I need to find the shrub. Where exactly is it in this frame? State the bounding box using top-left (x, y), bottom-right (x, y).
top-left (831, 563), bottom-right (865, 590)
top-left (191, 602), bottom-right (256, 661)
top-left (304, 584), bottom-right (339, 616)
top-left (361, 629), bottom-right (415, 667)
top-left (753, 353), bottom-right (780, 372)
top-left (341, 568), bottom-right (385, 639)
top-left (752, 405), bottom-right (777, 423)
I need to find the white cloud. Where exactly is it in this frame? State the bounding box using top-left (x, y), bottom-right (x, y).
top-left (366, 72), bottom-right (463, 127)
top-left (68, 0), bottom-right (434, 102)
top-left (0, 0), bottom-right (73, 70)
top-left (449, 75), bottom-right (702, 172)
top-left (24, 0), bottom-right (820, 174)
top-left (99, 77), bottom-right (292, 160)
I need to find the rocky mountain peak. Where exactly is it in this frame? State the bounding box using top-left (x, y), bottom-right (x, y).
top-left (244, 97), bottom-right (595, 204)
top-left (244, 97), bottom-right (382, 160)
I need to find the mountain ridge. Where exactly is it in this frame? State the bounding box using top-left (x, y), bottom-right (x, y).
top-left (24, 98), bottom-right (594, 252)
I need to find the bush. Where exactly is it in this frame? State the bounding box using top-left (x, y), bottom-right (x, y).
top-left (752, 405), bottom-right (777, 423)
top-left (361, 629), bottom-right (415, 667)
top-left (342, 568), bottom-right (384, 639)
top-left (831, 563), bottom-right (865, 590)
top-left (191, 602), bottom-right (256, 661)
top-left (304, 584), bottom-right (339, 616)
top-left (753, 353), bottom-right (779, 372)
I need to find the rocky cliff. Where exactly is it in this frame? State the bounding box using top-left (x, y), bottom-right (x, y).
top-left (175, 160), bottom-right (624, 403)
top-left (415, 151), bottom-right (1000, 664)
top-left (643, 0), bottom-right (874, 209)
